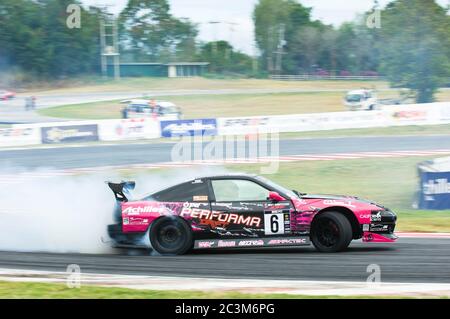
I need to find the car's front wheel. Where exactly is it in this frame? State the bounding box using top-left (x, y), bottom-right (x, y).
top-left (311, 211), bottom-right (352, 252)
top-left (149, 217), bottom-right (193, 255)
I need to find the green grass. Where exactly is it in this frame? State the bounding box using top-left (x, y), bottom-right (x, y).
top-left (26, 77), bottom-right (390, 94)
top-left (37, 85), bottom-right (450, 121)
top-left (38, 92), bottom-right (350, 120)
top-left (0, 281), bottom-right (434, 299)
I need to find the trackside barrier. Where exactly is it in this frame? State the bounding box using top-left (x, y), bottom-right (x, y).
top-left (0, 127), bottom-right (41, 147)
top-left (1, 102), bottom-right (450, 147)
top-left (98, 118), bottom-right (161, 141)
top-left (217, 102), bottom-right (450, 136)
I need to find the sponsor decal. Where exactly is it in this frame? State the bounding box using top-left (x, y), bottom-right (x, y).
top-left (123, 217), bottom-right (129, 225)
top-left (371, 211), bottom-right (382, 222)
top-left (217, 240), bottom-right (236, 247)
top-left (183, 202), bottom-right (203, 208)
top-left (160, 119), bottom-right (217, 137)
top-left (323, 200), bottom-right (356, 208)
top-left (194, 237), bottom-right (310, 249)
top-left (197, 241), bottom-right (215, 248)
top-left (238, 240), bottom-right (264, 247)
top-left (423, 178), bottom-right (450, 195)
top-left (364, 233), bottom-right (374, 242)
top-left (123, 204), bottom-right (167, 215)
top-left (267, 238), bottom-right (307, 245)
top-left (362, 224), bottom-right (370, 231)
top-left (41, 125), bottom-right (98, 144)
top-left (369, 224), bottom-right (389, 232)
top-left (193, 195), bottom-right (208, 201)
top-left (181, 207), bottom-right (262, 227)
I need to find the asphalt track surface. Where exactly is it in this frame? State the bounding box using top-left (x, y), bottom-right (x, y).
top-left (0, 238), bottom-right (449, 283)
top-left (1, 135), bottom-right (450, 283)
top-left (2, 135), bottom-right (450, 170)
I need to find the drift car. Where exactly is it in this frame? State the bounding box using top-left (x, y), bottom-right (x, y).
top-left (107, 174), bottom-right (397, 255)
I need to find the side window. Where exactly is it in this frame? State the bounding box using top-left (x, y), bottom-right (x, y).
top-left (152, 180), bottom-right (209, 202)
top-left (212, 179), bottom-right (269, 202)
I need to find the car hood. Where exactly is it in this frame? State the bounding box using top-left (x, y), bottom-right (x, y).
top-left (299, 194), bottom-right (389, 211)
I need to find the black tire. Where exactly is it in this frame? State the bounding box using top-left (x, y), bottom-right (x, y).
top-left (311, 211), bottom-right (353, 252)
top-left (149, 217), bottom-right (193, 255)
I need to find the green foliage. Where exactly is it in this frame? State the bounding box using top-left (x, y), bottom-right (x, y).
top-left (0, 0), bottom-right (101, 77)
top-left (118, 0), bottom-right (198, 62)
top-left (198, 41), bottom-right (254, 75)
top-left (378, 0), bottom-right (450, 103)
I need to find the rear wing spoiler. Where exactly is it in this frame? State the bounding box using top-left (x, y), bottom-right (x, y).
top-left (107, 181), bottom-right (136, 202)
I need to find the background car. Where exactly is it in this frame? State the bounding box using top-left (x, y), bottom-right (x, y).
top-left (344, 89), bottom-right (378, 111)
top-left (121, 99), bottom-right (182, 120)
top-left (0, 90), bottom-right (16, 101)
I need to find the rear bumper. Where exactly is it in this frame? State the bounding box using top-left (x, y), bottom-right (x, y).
top-left (107, 223), bottom-right (148, 248)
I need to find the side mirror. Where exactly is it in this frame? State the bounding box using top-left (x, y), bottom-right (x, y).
top-left (268, 191), bottom-right (285, 202)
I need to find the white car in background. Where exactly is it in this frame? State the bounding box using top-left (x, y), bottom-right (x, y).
top-left (121, 99), bottom-right (182, 120)
top-left (344, 89), bottom-right (378, 111)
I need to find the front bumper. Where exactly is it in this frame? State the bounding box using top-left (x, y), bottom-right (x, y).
top-left (362, 210), bottom-right (397, 242)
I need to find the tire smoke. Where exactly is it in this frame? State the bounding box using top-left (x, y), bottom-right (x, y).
top-left (0, 166), bottom-right (228, 254)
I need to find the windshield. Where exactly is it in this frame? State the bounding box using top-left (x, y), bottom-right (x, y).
top-left (346, 94), bottom-right (362, 102)
top-left (255, 176), bottom-right (299, 199)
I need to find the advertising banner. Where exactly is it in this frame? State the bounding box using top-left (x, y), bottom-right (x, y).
top-left (98, 118), bottom-right (160, 141)
top-left (160, 119), bottom-right (217, 137)
top-left (217, 102), bottom-right (450, 136)
top-left (41, 124), bottom-right (99, 144)
top-left (0, 127), bottom-right (41, 147)
top-left (419, 171), bottom-right (450, 210)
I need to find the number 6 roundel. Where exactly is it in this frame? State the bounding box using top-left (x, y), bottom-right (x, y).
top-left (264, 213), bottom-right (285, 235)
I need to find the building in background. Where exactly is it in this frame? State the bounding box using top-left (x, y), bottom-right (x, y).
top-left (107, 62), bottom-right (209, 78)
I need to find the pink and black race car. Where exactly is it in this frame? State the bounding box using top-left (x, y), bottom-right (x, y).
top-left (107, 174), bottom-right (397, 255)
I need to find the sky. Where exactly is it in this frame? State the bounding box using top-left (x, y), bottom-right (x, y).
top-left (83, 0), bottom-right (449, 55)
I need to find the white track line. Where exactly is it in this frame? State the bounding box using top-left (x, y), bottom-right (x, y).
top-left (0, 268), bottom-right (448, 296)
top-left (1, 149), bottom-right (450, 183)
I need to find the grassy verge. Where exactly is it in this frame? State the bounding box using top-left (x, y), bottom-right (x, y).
top-left (25, 77), bottom-right (390, 94)
top-left (37, 88), bottom-right (450, 120)
top-left (0, 281), bottom-right (430, 299)
top-left (278, 124), bottom-right (450, 139)
top-left (37, 92), bottom-right (350, 119)
top-left (119, 156), bottom-right (450, 232)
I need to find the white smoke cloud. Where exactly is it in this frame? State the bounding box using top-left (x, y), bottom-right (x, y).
top-left (0, 165), bottom-right (229, 254)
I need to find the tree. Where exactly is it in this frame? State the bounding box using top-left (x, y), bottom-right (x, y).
top-left (0, 0), bottom-right (101, 77)
top-left (198, 41), bottom-right (253, 75)
top-left (253, 0), bottom-right (316, 73)
top-left (119, 0), bottom-right (198, 62)
top-left (379, 0), bottom-right (450, 103)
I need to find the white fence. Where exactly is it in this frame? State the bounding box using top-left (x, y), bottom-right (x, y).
top-left (270, 74), bottom-right (382, 81)
top-left (1, 102), bottom-right (449, 147)
top-left (217, 102), bottom-right (450, 136)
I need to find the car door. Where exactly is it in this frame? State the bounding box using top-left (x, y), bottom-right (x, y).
top-left (209, 178), bottom-right (293, 238)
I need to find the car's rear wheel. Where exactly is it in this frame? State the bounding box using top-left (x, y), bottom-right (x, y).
top-left (311, 211), bottom-right (352, 252)
top-left (149, 217), bottom-right (193, 255)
